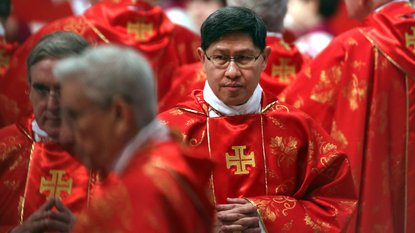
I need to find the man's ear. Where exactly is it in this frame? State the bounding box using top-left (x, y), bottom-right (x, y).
top-left (197, 47), bottom-right (207, 72)
top-left (110, 96), bottom-right (136, 139)
top-left (261, 46), bottom-right (272, 71)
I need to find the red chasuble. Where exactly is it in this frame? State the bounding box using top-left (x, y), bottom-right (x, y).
top-left (0, 0), bottom-right (200, 128)
top-left (72, 139), bottom-right (214, 233)
top-left (262, 36), bottom-right (310, 96)
top-left (0, 117), bottom-right (103, 232)
top-left (279, 2), bottom-right (415, 232)
top-left (157, 36), bottom-right (309, 113)
top-left (158, 90), bottom-right (357, 232)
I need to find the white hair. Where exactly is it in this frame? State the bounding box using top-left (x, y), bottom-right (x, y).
top-left (227, 0), bottom-right (287, 32)
top-left (54, 44), bottom-right (156, 128)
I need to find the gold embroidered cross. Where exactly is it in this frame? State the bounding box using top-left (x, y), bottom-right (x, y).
top-left (271, 58), bottom-right (295, 82)
top-left (40, 170), bottom-right (73, 200)
top-left (127, 18), bottom-right (153, 41)
top-left (405, 27), bottom-right (415, 53)
top-left (0, 49), bottom-right (10, 67)
top-left (226, 146), bottom-right (256, 175)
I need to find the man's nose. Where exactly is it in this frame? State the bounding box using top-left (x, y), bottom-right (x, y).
top-left (46, 91), bottom-right (60, 110)
top-left (224, 60), bottom-right (242, 79)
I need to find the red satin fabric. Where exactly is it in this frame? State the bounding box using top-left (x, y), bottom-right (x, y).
top-left (158, 90), bottom-right (357, 232)
top-left (279, 2), bottom-right (415, 232)
top-left (0, 0), bottom-right (200, 128)
top-left (0, 117), bottom-right (102, 232)
top-left (72, 139), bottom-right (214, 233)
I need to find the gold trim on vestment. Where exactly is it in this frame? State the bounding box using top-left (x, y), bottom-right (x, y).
top-left (262, 100), bottom-right (279, 113)
top-left (359, 28), bottom-right (415, 82)
top-left (20, 142), bottom-right (35, 224)
top-left (16, 124), bottom-right (33, 142)
top-left (405, 75), bottom-right (409, 233)
top-left (87, 171), bottom-right (92, 209)
top-left (245, 198), bottom-right (269, 233)
top-left (175, 107), bottom-right (207, 116)
top-left (206, 117), bottom-right (217, 205)
top-left (260, 115), bottom-right (268, 195)
top-left (81, 15), bottom-right (110, 44)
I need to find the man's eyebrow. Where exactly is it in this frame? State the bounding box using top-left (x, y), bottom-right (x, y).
top-left (32, 83), bottom-right (49, 89)
top-left (211, 48), bottom-right (256, 54)
top-left (32, 82), bottom-right (61, 90)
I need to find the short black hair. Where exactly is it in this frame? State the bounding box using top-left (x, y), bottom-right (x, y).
top-left (0, 0), bottom-right (11, 19)
top-left (319, 0), bottom-right (340, 18)
top-left (200, 6), bottom-right (267, 52)
top-left (27, 31), bottom-right (90, 84)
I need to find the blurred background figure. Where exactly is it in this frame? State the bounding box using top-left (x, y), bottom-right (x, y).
top-left (0, 0), bottom-right (31, 44)
top-left (54, 45), bottom-right (214, 233)
top-left (186, 0), bottom-right (226, 33)
top-left (284, 0), bottom-right (340, 58)
top-left (0, 0), bottom-right (200, 128)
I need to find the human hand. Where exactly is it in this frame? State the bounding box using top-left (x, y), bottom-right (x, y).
top-left (44, 197), bottom-right (77, 233)
top-left (214, 198), bottom-right (261, 233)
top-left (9, 198), bottom-right (55, 233)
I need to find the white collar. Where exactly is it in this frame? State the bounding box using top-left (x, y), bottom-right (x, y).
top-left (266, 32), bottom-right (283, 39)
top-left (31, 120), bottom-right (57, 142)
top-left (112, 119), bottom-right (170, 175)
top-left (375, 0), bottom-right (409, 12)
top-left (203, 81), bottom-right (263, 117)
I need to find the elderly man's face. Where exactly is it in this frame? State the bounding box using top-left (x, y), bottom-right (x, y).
top-left (29, 59), bottom-right (61, 140)
top-left (199, 31), bottom-right (270, 106)
top-left (59, 78), bottom-right (115, 171)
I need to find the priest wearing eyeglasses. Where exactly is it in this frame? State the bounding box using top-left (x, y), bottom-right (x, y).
top-left (158, 6), bottom-right (357, 233)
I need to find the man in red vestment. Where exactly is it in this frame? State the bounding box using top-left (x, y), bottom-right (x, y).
top-left (158, 0), bottom-right (309, 113)
top-left (158, 6), bottom-right (357, 232)
top-left (279, 0), bottom-right (415, 232)
top-left (0, 32), bottom-right (102, 233)
top-left (54, 45), bottom-right (214, 232)
top-left (0, 0), bottom-right (201, 128)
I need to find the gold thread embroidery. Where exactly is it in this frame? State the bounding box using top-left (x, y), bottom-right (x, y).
top-left (20, 142), bottom-right (35, 224)
top-left (405, 26), bottom-right (415, 53)
top-left (342, 74), bottom-right (367, 111)
top-left (207, 118), bottom-right (217, 205)
top-left (189, 130), bottom-right (205, 147)
top-left (226, 146), bottom-right (256, 175)
top-left (360, 28), bottom-right (415, 82)
top-left (40, 170), bottom-right (73, 200)
top-left (127, 18), bottom-right (154, 41)
top-left (81, 15), bottom-right (110, 44)
top-left (271, 58), bottom-right (295, 82)
top-left (330, 121), bottom-right (348, 150)
top-left (261, 115), bottom-right (268, 195)
top-left (270, 136), bottom-right (299, 167)
top-left (269, 116), bottom-right (286, 129)
top-left (310, 66), bottom-right (342, 107)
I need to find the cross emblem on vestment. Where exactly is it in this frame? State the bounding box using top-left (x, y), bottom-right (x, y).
top-left (405, 27), bottom-right (415, 53)
top-left (0, 49), bottom-right (10, 67)
top-left (271, 58), bottom-right (295, 82)
top-left (226, 146), bottom-right (256, 175)
top-left (127, 18), bottom-right (154, 41)
top-left (40, 170), bottom-right (73, 200)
